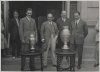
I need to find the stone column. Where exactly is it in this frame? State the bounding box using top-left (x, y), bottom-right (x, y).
top-left (65, 1), bottom-right (70, 18)
top-left (77, 1), bottom-right (99, 61)
top-left (4, 1), bottom-right (9, 28)
top-left (62, 1), bottom-right (65, 11)
top-left (4, 1), bottom-right (9, 49)
top-left (77, 1), bottom-right (88, 21)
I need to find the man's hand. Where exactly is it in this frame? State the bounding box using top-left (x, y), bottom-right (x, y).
top-left (41, 39), bottom-right (45, 42)
top-left (55, 35), bottom-right (58, 39)
top-left (22, 40), bottom-right (25, 43)
top-left (55, 35), bottom-right (58, 44)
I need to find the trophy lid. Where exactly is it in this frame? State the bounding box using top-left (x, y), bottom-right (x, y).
top-left (30, 34), bottom-right (34, 38)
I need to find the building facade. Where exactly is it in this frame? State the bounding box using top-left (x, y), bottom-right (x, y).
top-left (2, 1), bottom-right (99, 61)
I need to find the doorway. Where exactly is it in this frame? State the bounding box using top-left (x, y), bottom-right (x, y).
top-left (9, 1), bottom-right (62, 47)
top-left (9, 1), bottom-right (62, 20)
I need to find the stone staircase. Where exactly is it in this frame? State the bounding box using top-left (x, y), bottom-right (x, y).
top-left (80, 45), bottom-right (95, 61)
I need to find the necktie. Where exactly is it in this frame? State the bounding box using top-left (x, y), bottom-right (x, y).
top-left (75, 21), bottom-right (77, 28)
top-left (50, 21), bottom-right (54, 35)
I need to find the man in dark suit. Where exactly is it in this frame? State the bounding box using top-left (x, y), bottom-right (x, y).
top-left (70, 11), bottom-right (88, 69)
top-left (9, 11), bottom-right (21, 59)
top-left (19, 8), bottom-right (37, 53)
top-left (41, 13), bottom-right (58, 67)
top-left (56, 11), bottom-right (70, 49)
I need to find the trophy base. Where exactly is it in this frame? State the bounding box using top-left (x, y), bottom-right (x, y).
top-left (30, 48), bottom-right (35, 52)
top-left (62, 45), bottom-right (69, 49)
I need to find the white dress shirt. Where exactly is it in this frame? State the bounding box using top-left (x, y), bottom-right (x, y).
top-left (62, 18), bottom-right (66, 22)
top-left (15, 18), bottom-right (19, 27)
top-left (75, 18), bottom-right (80, 25)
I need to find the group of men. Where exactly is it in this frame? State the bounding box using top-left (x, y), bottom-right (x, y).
top-left (9, 8), bottom-right (88, 69)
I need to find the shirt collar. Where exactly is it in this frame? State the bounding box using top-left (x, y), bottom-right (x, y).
top-left (49, 21), bottom-right (52, 24)
top-left (15, 18), bottom-right (19, 26)
top-left (26, 16), bottom-right (31, 21)
top-left (62, 17), bottom-right (66, 22)
top-left (75, 18), bottom-right (80, 24)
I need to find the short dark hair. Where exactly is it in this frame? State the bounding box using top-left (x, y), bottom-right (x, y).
top-left (74, 11), bottom-right (80, 15)
top-left (47, 13), bottom-right (53, 17)
top-left (26, 8), bottom-right (32, 12)
top-left (13, 10), bottom-right (18, 15)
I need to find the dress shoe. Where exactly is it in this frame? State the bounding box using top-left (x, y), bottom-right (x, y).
top-left (12, 56), bottom-right (16, 60)
top-left (77, 65), bottom-right (81, 69)
top-left (43, 65), bottom-right (47, 68)
top-left (94, 64), bottom-right (99, 67)
top-left (52, 65), bottom-right (57, 67)
top-left (17, 56), bottom-right (21, 58)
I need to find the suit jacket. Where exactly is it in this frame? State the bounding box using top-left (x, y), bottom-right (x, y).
top-left (41, 21), bottom-right (58, 43)
top-left (56, 17), bottom-right (71, 33)
top-left (19, 17), bottom-right (37, 43)
top-left (70, 19), bottom-right (88, 44)
top-left (9, 18), bottom-right (20, 41)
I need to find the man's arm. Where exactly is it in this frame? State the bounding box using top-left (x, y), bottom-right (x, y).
top-left (34, 20), bottom-right (38, 43)
top-left (19, 19), bottom-right (24, 43)
top-left (56, 19), bottom-right (61, 32)
top-left (40, 23), bottom-right (45, 42)
top-left (54, 23), bottom-right (59, 37)
top-left (84, 22), bottom-right (88, 38)
top-left (95, 22), bottom-right (99, 32)
top-left (68, 19), bottom-right (72, 33)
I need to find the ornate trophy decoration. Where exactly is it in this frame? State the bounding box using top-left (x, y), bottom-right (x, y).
top-left (60, 26), bottom-right (70, 49)
top-left (29, 34), bottom-right (35, 52)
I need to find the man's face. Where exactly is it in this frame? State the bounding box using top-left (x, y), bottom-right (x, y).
top-left (47, 14), bottom-right (53, 22)
top-left (61, 11), bottom-right (67, 18)
top-left (74, 13), bottom-right (80, 20)
top-left (26, 10), bottom-right (32, 17)
top-left (14, 12), bottom-right (19, 18)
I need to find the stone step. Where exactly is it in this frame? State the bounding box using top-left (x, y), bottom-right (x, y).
top-left (82, 46), bottom-right (95, 60)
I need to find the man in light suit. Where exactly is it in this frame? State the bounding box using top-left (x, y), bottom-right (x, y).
top-left (41, 13), bottom-right (58, 67)
top-left (19, 8), bottom-right (37, 53)
top-left (70, 11), bottom-right (88, 69)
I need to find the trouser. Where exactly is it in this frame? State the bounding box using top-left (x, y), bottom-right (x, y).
top-left (95, 42), bottom-right (99, 64)
top-left (1, 49), bottom-right (6, 57)
top-left (43, 35), bottom-right (57, 66)
top-left (21, 43), bottom-right (30, 53)
top-left (12, 39), bottom-right (21, 57)
top-left (57, 35), bottom-right (63, 49)
top-left (70, 43), bottom-right (83, 66)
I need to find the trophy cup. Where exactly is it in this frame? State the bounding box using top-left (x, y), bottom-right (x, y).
top-left (29, 34), bottom-right (35, 52)
top-left (60, 26), bottom-right (70, 49)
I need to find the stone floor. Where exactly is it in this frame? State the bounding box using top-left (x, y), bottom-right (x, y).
top-left (1, 56), bottom-right (99, 72)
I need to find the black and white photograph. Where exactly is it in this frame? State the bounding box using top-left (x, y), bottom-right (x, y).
top-left (1, 0), bottom-right (99, 71)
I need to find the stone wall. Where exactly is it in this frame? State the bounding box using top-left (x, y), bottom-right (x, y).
top-left (77, 1), bottom-right (99, 61)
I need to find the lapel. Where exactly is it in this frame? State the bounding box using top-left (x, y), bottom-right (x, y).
top-left (73, 19), bottom-right (82, 29)
top-left (46, 21), bottom-right (55, 31)
top-left (25, 17), bottom-right (30, 23)
top-left (14, 18), bottom-right (18, 27)
top-left (77, 19), bottom-right (82, 28)
top-left (72, 20), bottom-right (76, 28)
top-left (47, 21), bottom-right (52, 30)
top-left (61, 18), bottom-right (66, 23)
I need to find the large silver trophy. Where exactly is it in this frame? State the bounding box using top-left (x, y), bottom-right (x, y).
top-left (29, 34), bottom-right (35, 52)
top-left (60, 26), bottom-right (70, 49)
